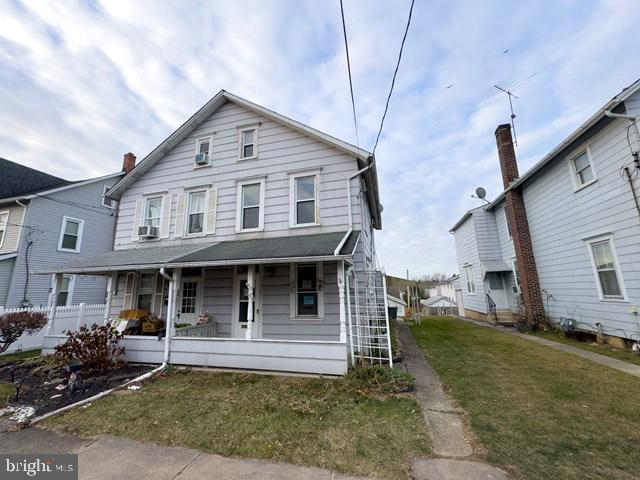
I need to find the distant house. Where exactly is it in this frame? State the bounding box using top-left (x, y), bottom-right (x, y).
top-left (0, 158), bottom-right (124, 308)
top-left (421, 295), bottom-right (457, 316)
top-left (426, 277), bottom-right (456, 302)
top-left (450, 78), bottom-right (640, 343)
top-left (387, 293), bottom-right (407, 318)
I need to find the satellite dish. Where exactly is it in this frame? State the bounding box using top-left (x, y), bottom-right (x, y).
top-left (475, 187), bottom-right (487, 199)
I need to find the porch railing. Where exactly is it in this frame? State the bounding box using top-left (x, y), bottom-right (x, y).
top-left (174, 322), bottom-right (217, 338)
top-left (486, 294), bottom-right (498, 324)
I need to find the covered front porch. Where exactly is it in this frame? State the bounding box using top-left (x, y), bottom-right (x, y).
top-left (41, 232), bottom-right (360, 375)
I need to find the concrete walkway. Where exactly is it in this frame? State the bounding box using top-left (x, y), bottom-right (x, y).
top-left (396, 320), bottom-right (510, 480)
top-left (0, 427), bottom-right (366, 480)
top-left (456, 316), bottom-right (640, 378)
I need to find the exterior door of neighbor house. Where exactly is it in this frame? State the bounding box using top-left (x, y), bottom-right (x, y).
top-left (232, 270), bottom-right (262, 338)
top-left (177, 277), bottom-right (202, 325)
top-left (486, 272), bottom-right (509, 309)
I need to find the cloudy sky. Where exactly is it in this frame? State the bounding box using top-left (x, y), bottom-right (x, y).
top-left (1, 0), bottom-right (639, 278)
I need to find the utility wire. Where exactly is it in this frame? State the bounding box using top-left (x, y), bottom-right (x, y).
top-left (30, 192), bottom-right (115, 217)
top-left (339, 0), bottom-right (360, 148)
top-left (372, 0), bottom-right (415, 155)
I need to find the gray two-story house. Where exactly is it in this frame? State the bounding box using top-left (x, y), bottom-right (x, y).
top-left (0, 158), bottom-right (123, 308)
top-left (451, 78), bottom-right (640, 345)
top-left (41, 90), bottom-right (385, 375)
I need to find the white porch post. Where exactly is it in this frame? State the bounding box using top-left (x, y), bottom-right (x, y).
top-left (103, 272), bottom-right (117, 325)
top-left (47, 273), bottom-right (63, 335)
top-left (338, 260), bottom-right (347, 343)
top-left (171, 268), bottom-right (182, 338)
top-left (245, 265), bottom-right (255, 340)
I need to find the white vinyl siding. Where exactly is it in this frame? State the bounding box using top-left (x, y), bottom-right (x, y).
top-left (57, 216), bottom-right (84, 253)
top-left (112, 101), bottom-right (366, 249)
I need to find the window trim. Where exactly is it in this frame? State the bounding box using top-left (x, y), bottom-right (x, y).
top-left (194, 135), bottom-right (214, 168)
top-left (290, 262), bottom-right (325, 321)
top-left (235, 178), bottom-right (266, 232)
top-left (289, 170), bottom-right (320, 228)
top-left (57, 216), bottom-right (84, 253)
top-left (135, 272), bottom-right (156, 312)
top-left (568, 146), bottom-right (597, 192)
top-left (101, 185), bottom-right (115, 209)
top-left (238, 125), bottom-right (259, 160)
top-left (585, 234), bottom-right (628, 302)
top-left (463, 264), bottom-right (476, 295)
top-left (54, 274), bottom-right (75, 306)
top-left (0, 210), bottom-right (8, 249)
top-left (185, 189), bottom-right (207, 237)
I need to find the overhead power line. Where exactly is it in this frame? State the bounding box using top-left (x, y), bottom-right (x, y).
top-left (339, 0), bottom-right (360, 148)
top-left (372, 0), bottom-right (415, 155)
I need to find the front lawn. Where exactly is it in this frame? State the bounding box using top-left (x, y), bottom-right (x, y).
top-left (46, 368), bottom-right (429, 479)
top-left (0, 349), bottom-right (41, 364)
top-left (411, 317), bottom-right (640, 480)
top-left (530, 329), bottom-right (640, 367)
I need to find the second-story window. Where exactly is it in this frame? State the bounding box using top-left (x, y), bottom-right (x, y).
top-left (239, 128), bottom-right (257, 160)
top-left (187, 191), bottom-right (206, 235)
top-left (58, 217), bottom-right (84, 253)
top-left (145, 197), bottom-right (162, 228)
top-left (571, 150), bottom-right (596, 188)
top-left (101, 185), bottom-right (115, 209)
top-left (0, 211), bottom-right (8, 248)
top-left (239, 182), bottom-right (262, 230)
top-left (463, 265), bottom-right (475, 294)
top-left (290, 173), bottom-right (319, 226)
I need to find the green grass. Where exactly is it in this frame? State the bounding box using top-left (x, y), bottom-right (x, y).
top-left (411, 317), bottom-right (640, 480)
top-left (530, 330), bottom-right (640, 366)
top-left (0, 382), bottom-right (14, 407)
top-left (46, 369), bottom-right (429, 479)
top-left (0, 349), bottom-right (41, 364)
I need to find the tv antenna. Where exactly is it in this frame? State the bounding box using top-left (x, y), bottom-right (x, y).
top-left (494, 84), bottom-right (518, 146)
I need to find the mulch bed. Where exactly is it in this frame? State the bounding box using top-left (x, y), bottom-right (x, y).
top-left (0, 357), bottom-right (153, 421)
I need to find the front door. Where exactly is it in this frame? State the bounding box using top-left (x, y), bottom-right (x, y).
top-left (486, 272), bottom-right (508, 309)
top-left (177, 277), bottom-right (202, 325)
top-left (233, 269), bottom-right (261, 338)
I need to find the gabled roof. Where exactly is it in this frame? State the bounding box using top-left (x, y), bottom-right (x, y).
top-left (0, 157), bottom-right (70, 199)
top-left (422, 295), bottom-right (457, 307)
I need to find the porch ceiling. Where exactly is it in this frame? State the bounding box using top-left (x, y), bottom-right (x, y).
top-left (36, 231), bottom-right (360, 275)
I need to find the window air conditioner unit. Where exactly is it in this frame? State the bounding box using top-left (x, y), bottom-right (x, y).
top-left (138, 225), bottom-right (158, 238)
top-left (194, 153), bottom-right (209, 165)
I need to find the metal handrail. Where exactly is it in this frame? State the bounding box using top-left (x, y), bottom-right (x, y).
top-left (486, 294), bottom-right (498, 324)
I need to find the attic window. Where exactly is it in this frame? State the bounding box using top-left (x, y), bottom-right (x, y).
top-left (239, 127), bottom-right (258, 160)
top-left (101, 185), bottom-right (115, 209)
top-left (571, 149), bottom-right (596, 189)
top-left (195, 137), bottom-right (213, 167)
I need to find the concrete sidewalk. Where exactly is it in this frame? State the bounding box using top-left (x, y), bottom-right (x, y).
top-left (0, 427), bottom-right (366, 480)
top-left (456, 316), bottom-right (640, 378)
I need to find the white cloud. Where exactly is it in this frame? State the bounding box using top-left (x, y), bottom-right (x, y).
top-left (1, 0), bottom-right (639, 277)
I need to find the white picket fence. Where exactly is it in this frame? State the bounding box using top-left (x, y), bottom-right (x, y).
top-left (0, 304), bottom-right (106, 354)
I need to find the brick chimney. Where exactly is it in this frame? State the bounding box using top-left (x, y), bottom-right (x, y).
top-left (495, 124), bottom-right (545, 328)
top-left (122, 152), bottom-right (136, 174)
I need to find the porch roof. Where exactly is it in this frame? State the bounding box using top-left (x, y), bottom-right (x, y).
top-left (37, 231), bottom-right (360, 275)
top-left (481, 260), bottom-right (512, 273)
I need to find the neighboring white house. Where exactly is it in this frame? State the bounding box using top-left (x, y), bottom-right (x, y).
top-left (450, 78), bottom-right (640, 341)
top-left (40, 90), bottom-right (387, 375)
top-left (421, 295), bottom-right (457, 316)
top-left (387, 294), bottom-right (406, 318)
top-left (426, 279), bottom-right (456, 302)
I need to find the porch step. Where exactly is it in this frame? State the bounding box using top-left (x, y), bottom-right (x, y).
top-left (495, 310), bottom-right (514, 325)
